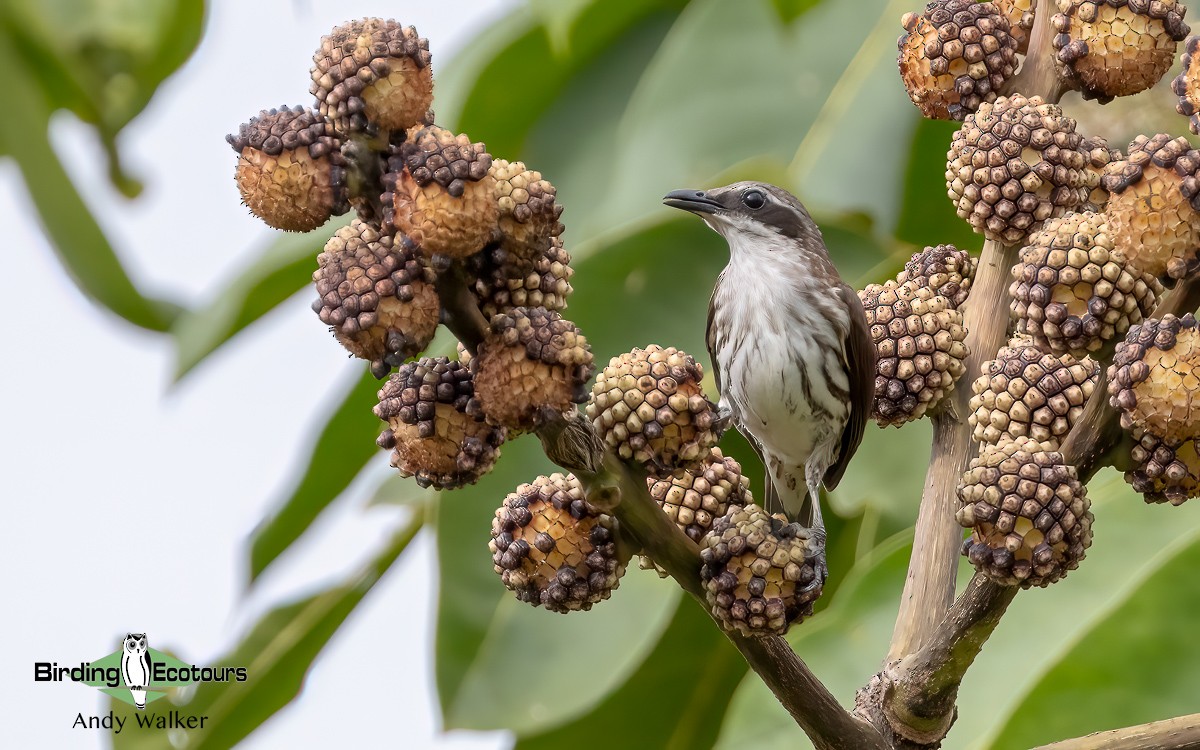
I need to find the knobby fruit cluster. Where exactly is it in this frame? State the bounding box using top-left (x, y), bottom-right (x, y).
top-left (893, 0), bottom-right (1200, 589)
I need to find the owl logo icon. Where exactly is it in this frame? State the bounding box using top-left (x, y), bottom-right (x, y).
top-left (120, 634), bottom-right (152, 710)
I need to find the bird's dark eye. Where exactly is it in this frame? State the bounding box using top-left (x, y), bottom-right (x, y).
top-left (742, 190), bottom-right (766, 209)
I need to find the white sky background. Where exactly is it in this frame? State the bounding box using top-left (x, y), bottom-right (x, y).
top-left (0, 1), bottom-right (518, 748)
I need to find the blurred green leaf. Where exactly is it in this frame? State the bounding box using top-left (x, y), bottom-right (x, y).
top-left (515, 598), bottom-right (747, 749)
top-left (111, 512), bottom-right (423, 750)
top-left (954, 472), bottom-right (1200, 750)
top-left (829, 420), bottom-right (930, 524)
top-left (446, 568), bottom-right (680, 733)
top-left (715, 533), bottom-right (917, 750)
top-left (0, 44), bottom-right (180, 330)
top-left (442, 0), bottom-right (687, 162)
top-left (894, 118), bottom-right (981, 251)
top-left (989, 522), bottom-right (1200, 748)
top-left (435, 434), bottom-right (679, 735)
top-left (786, 0), bottom-right (917, 233)
top-left (369, 473), bottom-right (437, 509)
top-left (5, 0), bottom-right (206, 194)
top-left (0, 1), bottom-right (201, 329)
top-left (170, 222), bottom-right (344, 380)
top-left (248, 369), bottom-right (382, 582)
top-left (769, 0), bottom-right (823, 23)
top-left (436, 435), bottom-right (555, 718)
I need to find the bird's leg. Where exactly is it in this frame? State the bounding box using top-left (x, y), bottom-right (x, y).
top-left (802, 477), bottom-right (828, 593)
top-left (713, 401), bottom-right (736, 435)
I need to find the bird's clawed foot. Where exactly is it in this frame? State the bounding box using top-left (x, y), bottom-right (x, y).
top-left (776, 521), bottom-right (828, 596)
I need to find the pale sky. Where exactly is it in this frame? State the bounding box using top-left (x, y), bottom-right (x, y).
top-left (0, 1), bottom-right (518, 748)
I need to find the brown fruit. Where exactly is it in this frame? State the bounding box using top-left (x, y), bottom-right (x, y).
top-left (490, 159), bottom-right (565, 268)
top-left (1101, 134), bottom-right (1200, 280)
top-left (946, 95), bottom-right (1102, 244)
top-left (956, 437), bottom-right (1092, 587)
top-left (1108, 313), bottom-right (1200, 443)
top-left (382, 126), bottom-right (498, 258)
top-left (1009, 211), bottom-right (1163, 357)
top-left (968, 337), bottom-right (1098, 448)
top-left (489, 473), bottom-right (626, 613)
top-left (472, 307), bottom-right (594, 432)
top-left (1172, 36), bottom-right (1200, 135)
top-left (700, 505), bottom-right (824, 637)
top-left (310, 18), bottom-right (433, 136)
top-left (471, 237), bottom-right (574, 320)
top-left (586, 345), bottom-right (719, 474)
top-left (860, 279), bottom-right (969, 426)
top-left (1126, 429), bottom-right (1200, 505)
top-left (896, 0), bottom-right (1019, 120)
top-left (312, 219), bottom-right (439, 377)
top-left (1053, 0), bottom-right (1190, 101)
top-left (227, 106), bottom-right (347, 232)
top-left (374, 357), bottom-right (505, 489)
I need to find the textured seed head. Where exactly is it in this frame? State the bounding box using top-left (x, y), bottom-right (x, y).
top-left (968, 337), bottom-right (1099, 448)
top-left (639, 448), bottom-right (753, 577)
top-left (490, 473), bottom-right (626, 613)
top-left (1126, 428), bottom-right (1200, 505)
top-left (1172, 36), bottom-right (1200, 135)
top-left (956, 436), bottom-right (1092, 587)
top-left (946, 95), bottom-right (1101, 244)
top-left (699, 504), bottom-right (823, 637)
top-left (490, 159), bottom-right (565, 269)
top-left (471, 237), bottom-right (574, 320)
top-left (859, 279), bottom-right (969, 426)
top-left (1053, 0), bottom-right (1190, 102)
top-left (897, 0), bottom-right (1019, 120)
top-left (312, 220), bottom-right (439, 377)
top-left (1108, 313), bottom-right (1200, 442)
top-left (895, 244), bottom-right (976, 308)
top-left (995, 0), bottom-right (1037, 53)
top-left (1101, 134), bottom-right (1200, 280)
top-left (382, 126), bottom-right (498, 258)
top-left (585, 345), bottom-right (719, 475)
top-left (1009, 211), bottom-right (1163, 358)
top-left (374, 357), bottom-right (505, 489)
top-left (471, 307), bottom-right (594, 432)
top-left (310, 18), bottom-right (433, 137)
top-left (227, 106), bottom-right (348, 232)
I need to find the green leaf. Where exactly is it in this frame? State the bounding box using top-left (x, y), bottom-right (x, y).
top-left (248, 369), bottom-right (382, 582)
top-left (893, 118), bottom-right (981, 251)
top-left (5, 0), bottom-right (206, 194)
top-left (515, 598), bottom-right (748, 749)
top-left (769, 0), bottom-right (824, 23)
top-left (988, 522), bottom-right (1200, 748)
top-left (111, 512), bottom-right (423, 750)
top-left (170, 222), bottom-right (344, 380)
top-left (0, 53), bottom-right (180, 331)
top-left (434, 433), bottom-right (678, 735)
top-left (568, 0), bottom-right (903, 242)
top-left (715, 533), bottom-right (918, 750)
top-left (440, 0), bottom-right (687, 160)
top-left (953, 471), bottom-right (1200, 749)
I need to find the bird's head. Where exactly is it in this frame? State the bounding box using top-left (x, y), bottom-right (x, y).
top-left (663, 181), bottom-right (824, 252)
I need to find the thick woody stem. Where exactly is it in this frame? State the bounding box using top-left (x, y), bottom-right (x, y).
top-left (876, 575), bottom-right (1018, 745)
top-left (1029, 714), bottom-right (1200, 750)
top-left (878, 276), bottom-right (1200, 745)
top-left (888, 0), bottom-right (1065, 664)
top-left (437, 260), bottom-right (887, 750)
top-left (889, 238), bottom-right (1022, 661)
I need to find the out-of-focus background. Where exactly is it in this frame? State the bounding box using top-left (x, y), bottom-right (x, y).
top-left (3, 1), bottom-right (1200, 749)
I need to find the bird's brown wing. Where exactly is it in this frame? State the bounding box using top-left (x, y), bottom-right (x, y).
top-left (705, 280), bottom-right (723, 397)
top-left (823, 283), bottom-right (876, 490)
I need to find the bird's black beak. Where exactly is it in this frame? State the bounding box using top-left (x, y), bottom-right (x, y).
top-left (663, 188), bottom-right (722, 215)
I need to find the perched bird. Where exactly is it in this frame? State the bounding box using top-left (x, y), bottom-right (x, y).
top-left (663, 182), bottom-right (875, 581)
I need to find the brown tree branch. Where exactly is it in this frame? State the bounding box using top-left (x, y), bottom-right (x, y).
top-left (437, 260), bottom-right (888, 750)
top-left (1030, 714), bottom-right (1200, 750)
top-left (889, 238), bottom-right (1022, 661)
top-left (888, 0), bottom-right (1066, 665)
